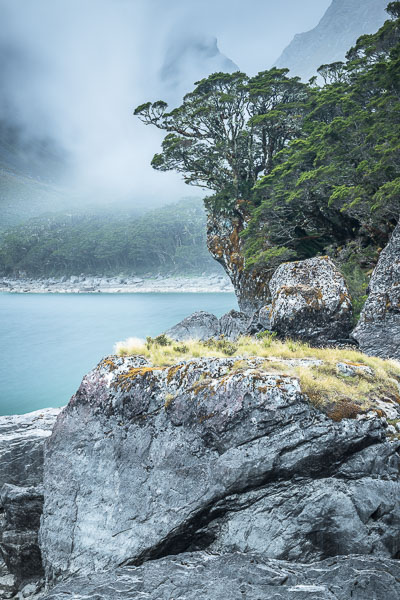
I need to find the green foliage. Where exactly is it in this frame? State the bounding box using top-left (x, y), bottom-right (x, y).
top-left (146, 334), bottom-right (172, 349)
top-left (245, 8), bottom-right (400, 275)
top-left (256, 329), bottom-right (277, 348)
top-left (202, 337), bottom-right (238, 356)
top-left (135, 8), bottom-right (400, 284)
top-left (134, 69), bottom-right (308, 201)
top-left (0, 199), bottom-right (217, 277)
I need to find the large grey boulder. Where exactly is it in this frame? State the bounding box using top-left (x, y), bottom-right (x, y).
top-left (40, 552), bottom-right (400, 600)
top-left (164, 310), bottom-right (220, 341)
top-left (269, 256), bottom-right (353, 343)
top-left (353, 222), bottom-right (400, 359)
top-left (165, 309), bottom-right (251, 341)
top-left (0, 409), bottom-right (61, 596)
top-left (219, 309), bottom-right (249, 340)
top-left (40, 355), bottom-right (400, 584)
top-left (0, 408), bottom-right (61, 489)
top-left (246, 305), bottom-right (272, 336)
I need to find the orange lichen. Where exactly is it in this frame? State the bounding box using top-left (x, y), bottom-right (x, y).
top-left (167, 365), bottom-right (182, 384)
top-left (99, 358), bottom-right (118, 372)
top-left (114, 366), bottom-right (164, 392)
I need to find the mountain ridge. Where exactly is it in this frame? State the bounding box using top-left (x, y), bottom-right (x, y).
top-left (275, 0), bottom-right (389, 80)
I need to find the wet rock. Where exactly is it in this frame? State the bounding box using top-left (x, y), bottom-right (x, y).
top-left (40, 553), bottom-right (400, 600)
top-left (0, 409), bottom-right (61, 491)
top-left (0, 409), bottom-right (60, 590)
top-left (269, 256), bottom-right (353, 343)
top-left (352, 222), bottom-right (400, 359)
top-left (246, 305), bottom-right (272, 335)
top-left (0, 573), bottom-right (16, 599)
top-left (219, 310), bottom-right (249, 340)
top-left (164, 310), bottom-right (220, 341)
top-left (40, 355), bottom-right (400, 582)
top-left (0, 485), bottom-right (44, 582)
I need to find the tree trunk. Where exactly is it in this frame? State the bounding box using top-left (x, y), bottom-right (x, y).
top-left (206, 200), bottom-right (271, 314)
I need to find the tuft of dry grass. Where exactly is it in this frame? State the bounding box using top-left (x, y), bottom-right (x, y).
top-left (114, 334), bottom-right (400, 417)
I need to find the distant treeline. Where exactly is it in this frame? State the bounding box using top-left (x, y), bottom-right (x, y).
top-left (0, 199), bottom-right (218, 276)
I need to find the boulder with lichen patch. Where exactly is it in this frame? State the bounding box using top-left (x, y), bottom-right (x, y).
top-left (219, 310), bottom-right (249, 340)
top-left (352, 222), bottom-right (400, 359)
top-left (269, 256), bottom-right (353, 343)
top-left (40, 354), bottom-right (400, 585)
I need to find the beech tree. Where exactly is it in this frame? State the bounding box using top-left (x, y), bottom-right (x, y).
top-left (134, 69), bottom-right (307, 199)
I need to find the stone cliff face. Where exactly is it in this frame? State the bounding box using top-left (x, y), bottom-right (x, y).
top-left (269, 256), bottom-right (353, 343)
top-left (275, 0), bottom-right (389, 81)
top-left (353, 221), bottom-right (400, 358)
top-left (0, 409), bottom-right (61, 598)
top-left (206, 202), bottom-right (270, 314)
top-left (40, 553), bottom-right (400, 600)
top-left (39, 354), bottom-right (400, 597)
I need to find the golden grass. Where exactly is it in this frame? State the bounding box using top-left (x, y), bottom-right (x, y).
top-left (114, 335), bottom-right (400, 419)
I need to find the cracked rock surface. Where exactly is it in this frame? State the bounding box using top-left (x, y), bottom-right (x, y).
top-left (353, 221), bottom-right (400, 359)
top-left (40, 355), bottom-right (400, 585)
top-left (269, 256), bottom-right (353, 343)
top-left (40, 552), bottom-right (400, 600)
top-left (0, 409), bottom-right (61, 596)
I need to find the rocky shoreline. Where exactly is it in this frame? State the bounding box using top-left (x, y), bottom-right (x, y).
top-left (0, 273), bottom-right (234, 294)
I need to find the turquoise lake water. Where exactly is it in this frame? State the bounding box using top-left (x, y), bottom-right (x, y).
top-left (0, 292), bottom-right (237, 416)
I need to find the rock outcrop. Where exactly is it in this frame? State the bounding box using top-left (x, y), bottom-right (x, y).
top-left (165, 309), bottom-right (254, 341)
top-left (164, 310), bottom-right (220, 341)
top-left (269, 256), bottom-right (353, 343)
top-left (165, 306), bottom-right (273, 342)
top-left (206, 202), bottom-right (270, 314)
top-left (219, 309), bottom-right (249, 340)
top-left (40, 552), bottom-right (400, 600)
top-left (353, 222), bottom-right (400, 359)
top-left (40, 355), bottom-right (400, 586)
top-left (0, 485), bottom-right (44, 582)
top-left (0, 409), bottom-right (61, 598)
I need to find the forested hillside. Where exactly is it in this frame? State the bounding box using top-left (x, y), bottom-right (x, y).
top-left (135, 2), bottom-right (400, 313)
top-left (0, 199), bottom-right (217, 276)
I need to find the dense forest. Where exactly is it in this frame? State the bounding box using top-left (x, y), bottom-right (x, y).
top-left (135, 2), bottom-right (400, 312)
top-left (0, 199), bottom-right (217, 276)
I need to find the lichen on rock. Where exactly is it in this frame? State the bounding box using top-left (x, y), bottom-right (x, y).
top-left (353, 221), bottom-right (400, 359)
top-left (269, 256), bottom-right (353, 343)
top-left (39, 353), bottom-right (400, 586)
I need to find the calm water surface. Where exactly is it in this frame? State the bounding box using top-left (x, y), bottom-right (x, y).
top-left (0, 292), bottom-right (237, 415)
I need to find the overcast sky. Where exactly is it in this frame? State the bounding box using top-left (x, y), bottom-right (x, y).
top-left (0, 0), bottom-right (332, 205)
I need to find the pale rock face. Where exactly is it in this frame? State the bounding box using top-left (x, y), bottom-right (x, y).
top-left (164, 310), bottom-right (220, 341)
top-left (275, 0), bottom-right (389, 81)
top-left (40, 553), bottom-right (400, 600)
top-left (269, 256), bottom-right (353, 343)
top-left (0, 408), bottom-right (61, 595)
top-left (165, 309), bottom-right (252, 341)
top-left (353, 222), bottom-right (400, 359)
top-left (0, 408), bottom-right (61, 489)
top-left (40, 355), bottom-right (400, 585)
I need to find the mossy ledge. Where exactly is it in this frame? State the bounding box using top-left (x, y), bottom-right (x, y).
top-left (111, 335), bottom-right (400, 424)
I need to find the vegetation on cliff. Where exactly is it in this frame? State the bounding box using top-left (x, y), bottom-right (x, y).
top-left (135, 2), bottom-right (400, 312)
top-left (0, 199), bottom-right (216, 276)
top-left (115, 334), bottom-right (400, 421)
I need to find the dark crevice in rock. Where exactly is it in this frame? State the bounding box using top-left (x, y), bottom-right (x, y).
top-left (122, 434), bottom-right (383, 568)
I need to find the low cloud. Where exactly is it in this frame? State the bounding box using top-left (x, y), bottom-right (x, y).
top-left (0, 0), bottom-right (330, 206)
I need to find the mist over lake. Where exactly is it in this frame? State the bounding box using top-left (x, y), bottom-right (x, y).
top-left (0, 292), bottom-right (237, 415)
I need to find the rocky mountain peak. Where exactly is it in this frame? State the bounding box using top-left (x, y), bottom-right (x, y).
top-left (275, 0), bottom-right (389, 80)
